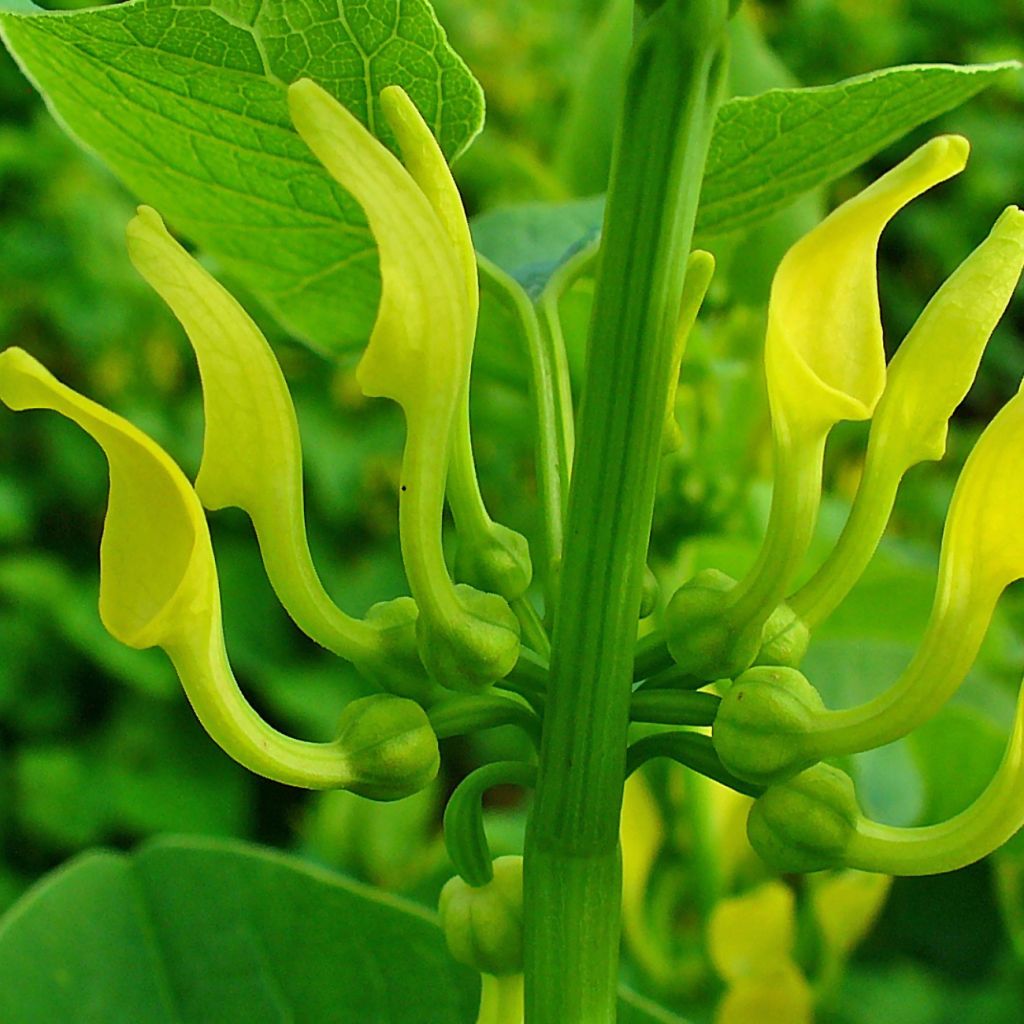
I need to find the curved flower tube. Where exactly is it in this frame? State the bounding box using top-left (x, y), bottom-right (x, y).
top-left (382, 86), bottom-right (532, 603)
top-left (288, 79), bottom-right (520, 691)
top-left (792, 205), bottom-right (1024, 628)
top-left (724, 136), bottom-right (970, 637)
top-left (749, 679), bottom-right (1024, 876)
top-left (805, 377), bottom-right (1024, 757)
top-left (0, 348), bottom-right (438, 795)
top-left (716, 380), bottom-right (1024, 783)
top-left (125, 206), bottom-right (432, 691)
top-left (844, 680), bottom-right (1024, 875)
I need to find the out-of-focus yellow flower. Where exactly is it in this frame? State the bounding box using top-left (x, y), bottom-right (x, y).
top-left (708, 881), bottom-right (813, 1024)
top-left (810, 869), bottom-right (891, 963)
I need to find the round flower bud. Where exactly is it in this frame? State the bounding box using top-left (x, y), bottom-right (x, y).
top-left (417, 584), bottom-right (521, 692)
top-left (454, 523), bottom-right (533, 601)
top-left (747, 763), bottom-right (860, 873)
top-left (756, 602), bottom-right (810, 669)
top-left (439, 856), bottom-right (523, 976)
top-left (664, 569), bottom-right (760, 681)
top-left (354, 596), bottom-right (439, 703)
top-left (640, 564), bottom-right (660, 620)
top-left (335, 694), bottom-right (439, 801)
top-left (712, 666), bottom-right (824, 785)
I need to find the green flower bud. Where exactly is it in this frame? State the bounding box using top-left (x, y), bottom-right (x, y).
top-left (439, 856), bottom-right (523, 976)
top-left (755, 602), bottom-right (810, 669)
top-left (417, 584), bottom-right (521, 692)
top-left (747, 764), bottom-right (860, 873)
top-left (454, 522), bottom-right (533, 601)
top-left (664, 569), bottom-right (760, 681)
top-left (640, 564), bottom-right (660, 620)
top-left (353, 597), bottom-right (439, 703)
top-left (712, 666), bottom-right (823, 784)
top-left (334, 694), bottom-right (439, 801)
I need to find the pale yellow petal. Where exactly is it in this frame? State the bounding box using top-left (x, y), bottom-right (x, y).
top-left (715, 963), bottom-right (814, 1024)
top-left (708, 880), bottom-right (795, 982)
top-left (125, 205), bottom-right (380, 659)
top-left (0, 348), bottom-right (436, 791)
top-left (766, 135), bottom-right (969, 438)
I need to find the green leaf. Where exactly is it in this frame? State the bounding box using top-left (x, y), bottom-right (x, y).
top-left (0, 836), bottom-right (479, 1023)
top-left (471, 196), bottom-right (604, 298)
top-left (0, 836), bottom-right (690, 1022)
top-left (0, 0), bottom-right (483, 356)
top-left (469, 63), bottom-right (1017, 288)
top-left (697, 61), bottom-right (1020, 238)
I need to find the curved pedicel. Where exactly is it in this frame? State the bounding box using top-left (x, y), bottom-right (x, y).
top-left (0, 348), bottom-right (438, 794)
top-left (288, 80), bottom-right (520, 691)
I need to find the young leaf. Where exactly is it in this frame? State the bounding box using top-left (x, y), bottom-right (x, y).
top-left (471, 196), bottom-right (605, 298)
top-left (0, 0), bottom-right (483, 355)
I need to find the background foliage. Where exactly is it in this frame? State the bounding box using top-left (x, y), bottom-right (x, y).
top-left (0, 0), bottom-right (1022, 1021)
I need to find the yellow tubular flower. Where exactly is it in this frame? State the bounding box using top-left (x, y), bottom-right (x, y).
top-left (381, 86), bottom-right (531, 603)
top-left (793, 205), bottom-right (1024, 628)
top-left (802, 379), bottom-right (1024, 758)
top-left (752, 679), bottom-right (1024, 876)
top-left (844, 679), bottom-right (1024, 875)
top-left (724, 137), bottom-right (970, 636)
top-left (125, 206), bottom-right (383, 659)
top-left (288, 79), bottom-right (519, 691)
top-left (0, 348), bottom-right (438, 794)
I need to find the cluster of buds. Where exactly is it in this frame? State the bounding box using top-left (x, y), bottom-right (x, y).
top-left (662, 136), bottom-right (1024, 876)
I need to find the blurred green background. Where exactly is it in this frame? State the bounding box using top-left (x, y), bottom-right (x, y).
top-left (0, 1), bottom-right (1022, 1021)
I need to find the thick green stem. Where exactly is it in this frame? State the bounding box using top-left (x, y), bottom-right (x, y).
top-left (522, 4), bottom-right (729, 1021)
